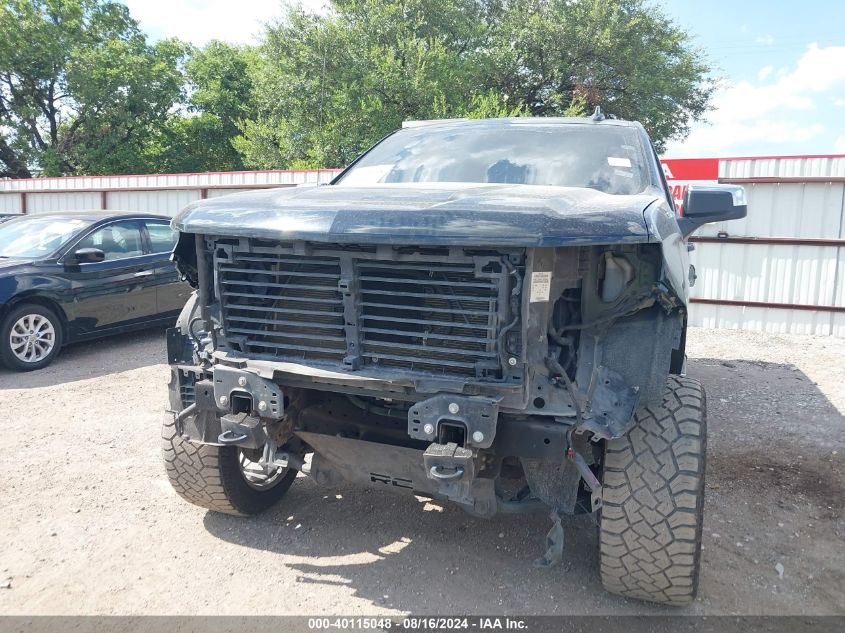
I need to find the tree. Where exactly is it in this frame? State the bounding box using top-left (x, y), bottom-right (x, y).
top-left (485, 0), bottom-right (714, 151)
top-left (1, 0), bottom-right (713, 177)
top-left (239, 0), bottom-right (712, 168)
top-left (235, 0), bottom-right (516, 169)
top-left (0, 0), bottom-right (186, 178)
top-left (147, 41), bottom-right (259, 173)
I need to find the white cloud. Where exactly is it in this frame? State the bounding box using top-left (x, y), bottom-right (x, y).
top-left (757, 65), bottom-right (774, 82)
top-left (755, 34), bottom-right (775, 45)
top-left (669, 121), bottom-right (824, 157)
top-left (123, 0), bottom-right (329, 45)
top-left (666, 44), bottom-right (845, 156)
top-left (774, 65), bottom-right (791, 79)
top-left (712, 44), bottom-right (845, 123)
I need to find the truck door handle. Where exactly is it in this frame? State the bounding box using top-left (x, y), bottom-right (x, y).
top-left (134, 270), bottom-right (154, 278)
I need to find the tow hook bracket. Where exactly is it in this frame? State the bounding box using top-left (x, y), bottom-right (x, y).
top-left (423, 442), bottom-right (475, 505)
top-left (212, 366), bottom-right (284, 420)
top-left (218, 412), bottom-right (267, 449)
top-left (409, 395), bottom-right (500, 448)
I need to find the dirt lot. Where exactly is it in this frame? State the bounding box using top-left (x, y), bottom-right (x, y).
top-left (0, 326), bottom-right (843, 615)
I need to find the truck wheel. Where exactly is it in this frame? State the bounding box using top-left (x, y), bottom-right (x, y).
top-left (162, 416), bottom-right (297, 516)
top-left (599, 375), bottom-right (706, 606)
top-left (0, 303), bottom-right (64, 371)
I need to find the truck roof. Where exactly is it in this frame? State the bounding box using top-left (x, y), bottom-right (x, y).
top-left (401, 116), bottom-right (641, 130)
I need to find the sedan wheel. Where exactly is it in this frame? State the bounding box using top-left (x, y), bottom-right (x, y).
top-left (10, 313), bottom-right (56, 364)
top-left (0, 304), bottom-right (64, 371)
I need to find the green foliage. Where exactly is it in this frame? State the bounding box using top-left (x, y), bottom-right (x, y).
top-left (238, 0), bottom-right (713, 168)
top-left (484, 0), bottom-right (714, 151)
top-left (462, 91), bottom-right (529, 119)
top-left (0, 0), bottom-right (187, 177)
top-left (235, 0), bottom-right (493, 169)
top-left (146, 41), bottom-right (259, 173)
top-left (0, 0), bottom-right (713, 176)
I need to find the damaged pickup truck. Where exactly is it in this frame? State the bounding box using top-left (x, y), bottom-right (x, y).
top-left (162, 114), bottom-right (746, 605)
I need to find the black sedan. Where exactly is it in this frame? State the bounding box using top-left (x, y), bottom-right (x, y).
top-left (0, 211), bottom-right (191, 371)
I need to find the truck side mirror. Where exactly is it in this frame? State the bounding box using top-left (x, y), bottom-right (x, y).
top-left (678, 185), bottom-right (747, 237)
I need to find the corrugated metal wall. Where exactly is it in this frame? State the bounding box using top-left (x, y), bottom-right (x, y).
top-left (27, 192), bottom-right (102, 214)
top-left (0, 169), bottom-right (337, 193)
top-left (106, 189), bottom-right (200, 215)
top-left (720, 155), bottom-right (845, 180)
top-left (688, 158), bottom-right (845, 336)
top-left (2, 161), bottom-right (844, 336)
top-left (0, 169), bottom-right (338, 218)
top-left (206, 188), bottom-right (255, 198)
top-left (700, 182), bottom-right (843, 238)
top-left (0, 194), bottom-right (21, 214)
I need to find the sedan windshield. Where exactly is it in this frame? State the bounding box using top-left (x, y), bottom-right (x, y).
top-left (0, 217), bottom-right (90, 259)
top-left (336, 121), bottom-right (648, 195)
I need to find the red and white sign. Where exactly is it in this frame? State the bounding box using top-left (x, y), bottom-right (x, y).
top-left (660, 158), bottom-right (719, 212)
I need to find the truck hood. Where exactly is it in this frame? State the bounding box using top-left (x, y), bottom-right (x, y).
top-left (173, 183), bottom-right (659, 246)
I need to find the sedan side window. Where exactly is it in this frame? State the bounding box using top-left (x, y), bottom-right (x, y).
top-left (146, 222), bottom-right (179, 254)
top-left (76, 221), bottom-right (144, 261)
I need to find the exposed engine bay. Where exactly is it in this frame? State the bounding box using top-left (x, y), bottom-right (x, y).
top-left (167, 235), bottom-right (685, 518)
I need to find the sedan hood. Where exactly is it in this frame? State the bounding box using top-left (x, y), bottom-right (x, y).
top-left (0, 257), bottom-right (34, 272)
top-left (173, 183), bottom-right (659, 246)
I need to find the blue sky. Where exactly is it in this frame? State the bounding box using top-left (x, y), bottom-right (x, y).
top-left (123, 0), bottom-right (845, 158)
top-left (661, 0), bottom-right (845, 157)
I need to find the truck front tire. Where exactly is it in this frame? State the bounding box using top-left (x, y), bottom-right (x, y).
top-left (162, 416), bottom-right (297, 516)
top-left (599, 376), bottom-right (706, 606)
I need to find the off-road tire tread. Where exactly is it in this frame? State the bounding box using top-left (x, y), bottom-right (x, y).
top-left (599, 375), bottom-right (706, 606)
top-left (161, 416), bottom-right (295, 516)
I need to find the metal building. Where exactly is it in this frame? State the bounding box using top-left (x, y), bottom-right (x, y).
top-left (1, 157), bottom-right (843, 336)
top-left (663, 156), bottom-right (845, 337)
top-left (0, 169), bottom-right (338, 216)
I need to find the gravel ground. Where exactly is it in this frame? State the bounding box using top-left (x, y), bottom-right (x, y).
top-left (0, 326), bottom-right (843, 615)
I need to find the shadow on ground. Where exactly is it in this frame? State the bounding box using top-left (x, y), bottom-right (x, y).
top-left (201, 479), bottom-right (659, 614)
top-left (0, 327), bottom-right (168, 389)
top-left (200, 354), bottom-right (845, 614)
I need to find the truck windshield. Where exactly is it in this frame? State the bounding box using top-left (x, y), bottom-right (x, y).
top-left (336, 121), bottom-right (648, 195)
